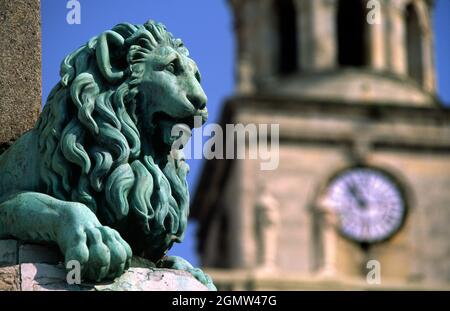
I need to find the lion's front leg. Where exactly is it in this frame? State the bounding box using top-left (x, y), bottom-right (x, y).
top-left (0, 192), bottom-right (132, 282)
top-left (157, 255), bottom-right (217, 290)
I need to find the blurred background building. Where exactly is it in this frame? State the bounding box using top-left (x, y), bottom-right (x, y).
top-left (192, 0), bottom-right (450, 290)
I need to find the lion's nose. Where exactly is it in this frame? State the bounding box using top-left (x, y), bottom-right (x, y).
top-left (187, 90), bottom-right (207, 110)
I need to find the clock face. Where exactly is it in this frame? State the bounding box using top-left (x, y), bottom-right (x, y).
top-left (324, 167), bottom-right (406, 243)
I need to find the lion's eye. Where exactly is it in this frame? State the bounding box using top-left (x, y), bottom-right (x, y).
top-left (165, 59), bottom-right (181, 75)
top-left (166, 62), bottom-right (176, 74)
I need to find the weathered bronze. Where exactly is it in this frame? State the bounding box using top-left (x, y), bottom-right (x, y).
top-left (0, 20), bottom-right (214, 289)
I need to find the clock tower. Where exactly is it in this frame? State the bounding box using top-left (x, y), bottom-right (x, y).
top-left (192, 0), bottom-right (450, 290)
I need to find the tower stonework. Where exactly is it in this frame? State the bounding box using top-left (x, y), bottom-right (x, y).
top-left (192, 0), bottom-right (450, 290)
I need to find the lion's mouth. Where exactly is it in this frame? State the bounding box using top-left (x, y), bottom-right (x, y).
top-left (152, 111), bottom-right (206, 148)
top-left (154, 111), bottom-right (202, 127)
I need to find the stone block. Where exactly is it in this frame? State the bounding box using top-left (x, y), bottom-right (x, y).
top-left (19, 243), bottom-right (63, 265)
top-left (0, 240), bottom-right (210, 290)
top-left (0, 265), bottom-right (20, 290)
top-left (94, 268), bottom-right (209, 291)
top-left (21, 263), bottom-right (88, 291)
top-left (0, 239), bottom-right (18, 266)
top-left (19, 264), bottom-right (209, 291)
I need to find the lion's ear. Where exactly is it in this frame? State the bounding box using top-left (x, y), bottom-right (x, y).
top-left (96, 30), bottom-right (127, 84)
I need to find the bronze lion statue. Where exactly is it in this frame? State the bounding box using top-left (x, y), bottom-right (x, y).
top-left (0, 20), bottom-right (214, 289)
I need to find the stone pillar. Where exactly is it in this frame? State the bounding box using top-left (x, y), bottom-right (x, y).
top-left (232, 0), bottom-right (294, 89)
top-left (255, 191), bottom-right (280, 271)
top-left (311, 0), bottom-right (337, 70)
top-left (230, 161), bottom-right (258, 269)
top-left (419, 2), bottom-right (436, 93)
top-left (297, 0), bottom-right (313, 72)
top-left (230, 0), bottom-right (257, 94)
top-left (422, 29), bottom-right (436, 93)
top-left (387, 3), bottom-right (407, 76)
top-left (297, 0), bottom-right (337, 72)
top-left (0, 0), bottom-right (42, 146)
top-left (254, 0), bottom-right (278, 87)
top-left (316, 198), bottom-right (339, 277)
top-left (367, 1), bottom-right (387, 71)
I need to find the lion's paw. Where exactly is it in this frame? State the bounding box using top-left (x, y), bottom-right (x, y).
top-left (64, 225), bottom-right (132, 282)
top-left (157, 256), bottom-right (217, 291)
top-left (187, 267), bottom-right (217, 291)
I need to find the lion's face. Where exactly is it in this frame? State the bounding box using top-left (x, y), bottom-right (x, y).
top-left (136, 45), bottom-right (208, 148)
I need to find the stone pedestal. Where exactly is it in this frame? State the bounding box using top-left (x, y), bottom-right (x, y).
top-left (0, 240), bottom-right (209, 291)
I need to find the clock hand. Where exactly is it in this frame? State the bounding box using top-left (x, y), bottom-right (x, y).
top-left (348, 184), bottom-right (367, 209)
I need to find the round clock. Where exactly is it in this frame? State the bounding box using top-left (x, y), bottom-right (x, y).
top-left (324, 167), bottom-right (406, 243)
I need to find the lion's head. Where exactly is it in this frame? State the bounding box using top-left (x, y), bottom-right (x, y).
top-left (35, 20), bottom-right (207, 261)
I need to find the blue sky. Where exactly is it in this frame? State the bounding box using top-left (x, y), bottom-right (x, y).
top-left (41, 0), bottom-right (449, 266)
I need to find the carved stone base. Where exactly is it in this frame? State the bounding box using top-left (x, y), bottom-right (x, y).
top-left (0, 240), bottom-right (209, 291)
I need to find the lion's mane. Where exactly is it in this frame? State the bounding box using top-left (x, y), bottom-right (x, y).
top-left (35, 21), bottom-right (190, 259)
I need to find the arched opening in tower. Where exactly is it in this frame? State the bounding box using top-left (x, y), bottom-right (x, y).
top-left (405, 3), bottom-right (424, 86)
top-left (337, 0), bottom-right (367, 67)
top-left (275, 0), bottom-right (299, 75)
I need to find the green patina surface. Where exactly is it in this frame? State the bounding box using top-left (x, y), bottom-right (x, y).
top-left (0, 20), bottom-right (215, 290)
